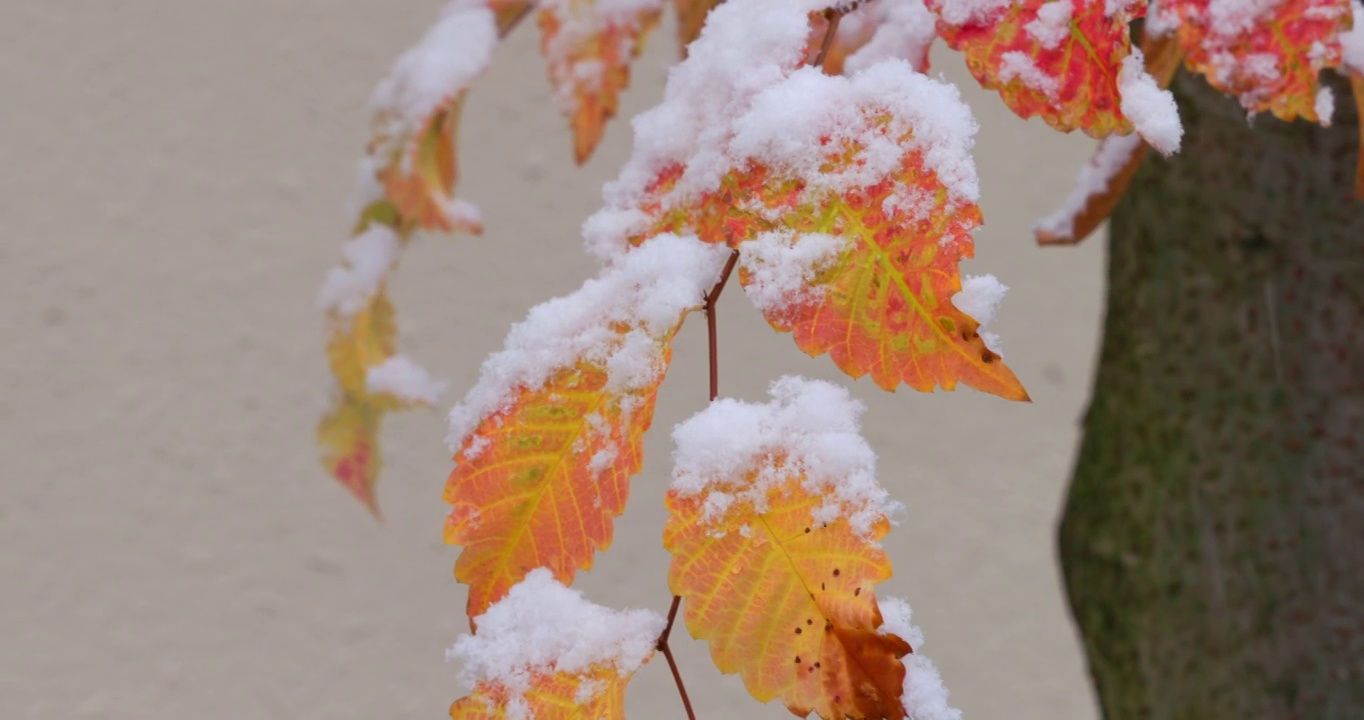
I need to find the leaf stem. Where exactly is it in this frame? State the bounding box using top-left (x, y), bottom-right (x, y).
top-left (811, 8), bottom-right (844, 68)
top-left (657, 595), bottom-right (695, 720)
top-left (657, 250), bottom-right (738, 720)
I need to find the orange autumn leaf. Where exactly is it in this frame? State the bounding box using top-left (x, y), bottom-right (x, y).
top-left (319, 275), bottom-right (399, 515)
top-left (365, 2), bottom-right (507, 233)
top-left (930, 0), bottom-right (1144, 136)
top-left (1156, 0), bottom-right (1351, 122)
top-left (620, 67), bottom-right (1026, 398)
top-left (446, 569), bottom-right (663, 719)
top-left (319, 280), bottom-right (445, 514)
top-left (317, 395), bottom-right (383, 516)
top-left (664, 377), bottom-right (911, 719)
top-left (374, 95), bottom-right (484, 234)
top-left (444, 357), bottom-right (660, 619)
top-left (730, 158), bottom-right (1022, 398)
top-left (539, 0), bottom-right (662, 163)
top-left (443, 236), bottom-right (727, 618)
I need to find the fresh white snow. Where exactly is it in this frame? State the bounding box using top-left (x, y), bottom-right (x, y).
top-left (446, 234), bottom-right (729, 451)
top-left (670, 376), bottom-right (903, 538)
top-left (446, 568), bottom-right (665, 711)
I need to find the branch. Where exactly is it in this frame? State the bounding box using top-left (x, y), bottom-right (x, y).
top-left (657, 595), bottom-right (695, 719)
top-left (657, 249), bottom-right (739, 720)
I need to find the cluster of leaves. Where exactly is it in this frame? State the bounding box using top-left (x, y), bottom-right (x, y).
top-left (318, 0), bottom-right (1364, 716)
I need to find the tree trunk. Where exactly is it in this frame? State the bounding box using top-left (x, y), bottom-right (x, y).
top-left (1058, 72), bottom-right (1364, 719)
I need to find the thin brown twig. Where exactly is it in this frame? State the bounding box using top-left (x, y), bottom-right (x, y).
top-left (656, 250), bottom-right (739, 720)
top-left (811, 8), bottom-right (844, 68)
top-left (657, 595), bottom-right (694, 719)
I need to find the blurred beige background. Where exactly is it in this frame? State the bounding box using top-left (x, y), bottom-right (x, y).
top-left (1, 2), bottom-right (1108, 718)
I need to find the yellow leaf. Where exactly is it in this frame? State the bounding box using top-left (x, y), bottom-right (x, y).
top-left (664, 378), bottom-right (911, 719)
top-left (445, 355), bottom-right (663, 618)
top-left (376, 96), bottom-right (484, 234)
top-left (317, 394), bottom-right (383, 516)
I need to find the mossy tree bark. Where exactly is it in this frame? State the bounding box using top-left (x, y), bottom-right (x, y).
top-left (1058, 72), bottom-right (1364, 719)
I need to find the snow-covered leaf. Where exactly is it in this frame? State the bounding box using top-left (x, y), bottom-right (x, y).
top-left (1155, 0), bottom-right (1352, 122)
top-left (444, 236), bottom-right (728, 617)
top-left (930, 0), bottom-right (1149, 137)
top-left (586, 0), bottom-right (1027, 398)
top-left (319, 284), bottom-right (436, 514)
top-left (664, 377), bottom-right (911, 719)
top-left (446, 570), bottom-right (664, 718)
top-left (539, 0), bottom-right (664, 163)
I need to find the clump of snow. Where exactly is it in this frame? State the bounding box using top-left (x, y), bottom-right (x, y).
top-left (738, 231), bottom-right (846, 319)
top-left (1118, 50), bottom-right (1183, 154)
top-left (1024, 0), bottom-right (1072, 49)
top-left (934, 0), bottom-right (1013, 26)
top-left (350, 0), bottom-right (497, 231)
top-left (446, 234), bottom-right (729, 450)
top-left (998, 51), bottom-right (1060, 100)
top-left (730, 62), bottom-right (981, 205)
top-left (351, 155), bottom-right (387, 215)
top-left (878, 597), bottom-right (962, 720)
top-left (1314, 86), bottom-right (1335, 125)
top-left (583, 0), bottom-right (821, 258)
top-left (1033, 133), bottom-right (1143, 240)
top-left (951, 274), bottom-right (1008, 354)
top-left (1206, 0), bottom-right (1284, 36)
top-left (446, 568), bottom-right (665, 708)
top-left (1341, 1), bottom-right (1364, 72)
top-left (318, 225), bottom-right (401, 318)
top-left (844, 0), bottom-right (938, 74)
top-left (369, 0), bottom-right (498, 134)
top-left (671, 376), bottom-right (903, 538)
top-left (583, 0), bottom-right (980, 259)
top-left (365, 355), bottom-right (447, 405)
top-left (446, 198), bottom-right (485, 230)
